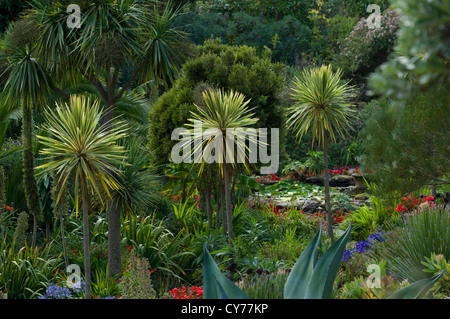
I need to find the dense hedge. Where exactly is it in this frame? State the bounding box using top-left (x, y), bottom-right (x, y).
top-left (174, 11), bottom-right (312, 65)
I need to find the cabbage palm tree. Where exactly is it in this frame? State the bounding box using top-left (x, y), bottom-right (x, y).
top-left (36, 95), bottom-right (128, 298)
top-left (26, 0), bottom-right (188, 276)
top-left (287, 65), bottom-right (356, 243)
top-left (186, 89), bottom-right (258, 245)
top-left (27, 0), bottom-right (187, 128)
top-left (106, 136), bottom-right (161, 278)
top-left (1, 18), bottom-right (52, 247)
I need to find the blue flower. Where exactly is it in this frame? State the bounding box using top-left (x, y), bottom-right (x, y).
top-left (342, 249), bottom-right (352, 262)
top-left (354, 240), bottom-right (372, 254)
top-left (368, 232), bottom-right (386, 243)
top-left (40, 283), bottom-right (72, 299)
top-left (341, 232), bottom-right (387, 263)
top-left (72, 280), bottom-right (85, 294)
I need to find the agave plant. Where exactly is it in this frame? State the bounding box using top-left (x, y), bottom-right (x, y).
top-left (203, 223), bottom-right (443, 299)
top-left (203, 224), bottom-right (351, 299)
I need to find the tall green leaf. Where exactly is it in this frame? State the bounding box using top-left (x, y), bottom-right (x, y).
top-left (388, 271), bottom-right (444, 299)
top-left (304, 224), bottom-right (352, 299)
top-left (284, 226), bottom-right (322, 299)
top-left (203, 244), bottom-right (249, 299)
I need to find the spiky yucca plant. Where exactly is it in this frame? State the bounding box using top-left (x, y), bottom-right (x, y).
top-left (186, 89), bottom-right (258, 245)
top-left (287, 65), bottom-right (356, 243)
top-left (37, 95), bottom-right (128, 298)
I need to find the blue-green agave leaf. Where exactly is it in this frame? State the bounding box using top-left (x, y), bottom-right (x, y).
top-left (304, 223), bottom-right (352, 299)
top-left (203, 245), bottom-right (249, 299)
top-left (284, 225), bottom-right (322, 299)
top-left (388, 271), bottom-right (444, 299)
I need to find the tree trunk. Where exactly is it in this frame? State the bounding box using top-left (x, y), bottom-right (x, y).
top-left (81, 178), bottom-right (91, 299)
top-left (215, 184), bottom-right (221, 230)
top-left (431, 184), bottom-right (437, 197)
top-left (323, 134), bottom-right (334, 244)
top-left (206, 165), bottom-right (213, 229)
top-left (108, 197), bottom-right (122, 279)
top-left (99, 96), bottom-right (124, 280)
top-left (22, 102), bottom-right (42, 248)
top-left (0, 166), bottom-right (5, 212)
top-left (223, 163), bottom-right (233, 245)
top-left (60, 215), bottom-right (69, 271)
top-left (45, 220), bottom-right (50, 243)
top-left (216, 167), bottom-right (223, 231)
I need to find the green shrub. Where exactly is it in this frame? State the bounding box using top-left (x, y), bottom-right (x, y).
top-left (119, 254), bottom-right (156, 299)
top-left (237, 270), bottom-right (289, 299)
top-left (91, 266), bottom-right (121, 299)
top-left (0, 240), bottom-right (63, 299)
top-left (378, 207), bottom-right (450, 282)
top-left (120, 214), bottom-right (193, 292)
top-left (332, 8), bottom-right (400, 81)
top-left (174, 10), bottom-right (312, 64)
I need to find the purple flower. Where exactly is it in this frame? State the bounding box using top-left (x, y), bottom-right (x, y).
top-left (341, 232), bottom-right (387, 263)
top-left (40, 283), bottom-right (72, 299)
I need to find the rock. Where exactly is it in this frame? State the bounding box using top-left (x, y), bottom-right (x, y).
top-left (305, 174), bottom-right (355, 187)
top-left (352, 173), bottom-right (368, 191)
top-left (305, 175), bottom-right (324, 186)
top-left (331, 175), bottom-right (355, 187)
top-left (302, 198), bottom-right (321, 214)
top-left (354, 195), bottom-right (369, 201)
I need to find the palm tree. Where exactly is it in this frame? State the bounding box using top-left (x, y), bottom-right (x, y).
top-left (1, 18), bottom-right (52, 247)
top-left (286, 65), bottom-right (356, 243)
top-left (36, 95), bottom-right (128, 299)
top-left (106, 136), bottom-right (161, 278)
top-left (27, 0), bottom-right (187, 127)
top-left (186, 89), bottom-right (258, 245)
top-left (0, 90), bottom-right (22, 212)
top-left (26, 0), bottom-right (188, 276)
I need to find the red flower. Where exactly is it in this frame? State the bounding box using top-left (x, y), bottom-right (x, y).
top-left (170, 286), bottom-right (204, 299)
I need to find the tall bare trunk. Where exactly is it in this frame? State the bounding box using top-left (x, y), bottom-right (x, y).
top-left (206, 165), bottom-right (213, 229)
top-left (0, 166), bottom-right (5, 214)
top-left (60, 215), bottom-right (69, 270)
top-left (81, 178), bottom-right (91, 299)
top-left (99, 97), bottom-right (122, 281)
top-left (223, 163), bottom-right (233, 245)
top-left (108, 197), bottom-right (122, 279)
top-left (323, 134), bottom-right (334, 243)
top-left (22, 101), bottom-right (41, 248)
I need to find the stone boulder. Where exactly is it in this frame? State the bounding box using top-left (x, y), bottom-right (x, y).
top-left (331, 175), bottom-right (355, 187)
top-left (305, 174), bottom-right (355, 187)
top-left (302, 198), bottom-right (321, 214)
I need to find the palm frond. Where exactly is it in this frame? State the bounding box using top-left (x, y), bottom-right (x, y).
top-left (36, 95), bottom-right (129, 211)
top-left (186, 88), bottom-right (258, 176)
top-left (287, 65), bottom-right (356, 148)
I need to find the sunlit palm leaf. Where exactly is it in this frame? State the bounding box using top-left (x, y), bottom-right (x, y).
top-left (186, 89), bottom-right (258, 176)
top-left (286, 65), bottom-right (356, 148)
top-left (36, 95), bottom-right (129, 210)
